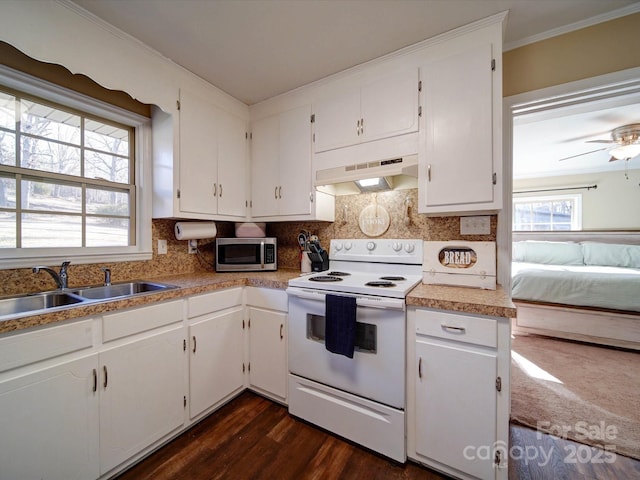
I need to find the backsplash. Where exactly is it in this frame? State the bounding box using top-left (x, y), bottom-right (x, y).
top-left (0, 189), bottom-right (495, 295)
top-left (269, 189), bottom-right (496, 269)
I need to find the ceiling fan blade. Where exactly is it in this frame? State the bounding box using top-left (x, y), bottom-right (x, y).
top-left (608, 156), bottom-right (619, 162)
top-left (586, 139), bottom-right (615, 144)
top-left (558, 147), bottom-right (609, 161)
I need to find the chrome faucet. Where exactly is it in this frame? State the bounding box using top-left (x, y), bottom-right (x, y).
top-left (102, 267), bottom-right (111, 286)
top-left (32, 261), bottom-right (71, 290)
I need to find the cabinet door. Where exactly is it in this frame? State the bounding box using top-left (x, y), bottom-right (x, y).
top-left (248, 307), bottom-right (287, 400)
top-left (313, 86), bottom-right (360, 152)
top-left (189, 307), bottom-right (245, 419)
top-left (279, 105), bottom-right (312, 216)
top-left (360, 69), bottom-right (419, 143)
top-left (217, 110), bottom-right (247, 217)
top-left (420, 43), bottom-right (494, 211)
top-left (415, 339), bottom-right (497, 479)
top-left (99, 326), bottom-right (184, 474)
top-left (179, 88), bottom-right (218, 215)
top-left (0, 355), bottom-right (99, 480)
top-left (250, 114), bottom-right (280, 217)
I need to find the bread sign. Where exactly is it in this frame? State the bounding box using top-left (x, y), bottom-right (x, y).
top-left (439, 246), bottom-right (477, 269)
top-left (423, 241), bottom-right (496, 289)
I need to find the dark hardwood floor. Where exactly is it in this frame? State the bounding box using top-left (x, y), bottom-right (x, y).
top-left (115, 391), bottom-right (640, 480)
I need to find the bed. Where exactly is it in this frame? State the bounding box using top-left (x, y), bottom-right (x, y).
top-left (511, 239), bottom-right (640, 350)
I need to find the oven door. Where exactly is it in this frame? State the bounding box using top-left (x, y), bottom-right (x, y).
top-left (286, 287), bottom-right (406, 409)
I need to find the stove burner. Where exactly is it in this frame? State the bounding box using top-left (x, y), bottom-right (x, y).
top-left (326, 271), bottom-right (351, 276)
top-left (379, 276), bottom-right (406, 281)
top-left (365, 281), bottom-right (396, 288)
top-left (309, 275), bottom-right (343, 282)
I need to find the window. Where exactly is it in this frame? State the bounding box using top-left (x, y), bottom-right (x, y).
top-left (513, 194), bottom-right (582, 231)
top-left (0, 66), bottom-right (151, 268)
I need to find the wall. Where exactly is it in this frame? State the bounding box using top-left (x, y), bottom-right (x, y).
top-left (503, 12), bottom-right (640, 97)
top-left (269, 189), bottom-right (496, 270)
top-left (1, 7), bottom-right (638, 293)
top-left (513, 169), bottom-right (640, 230)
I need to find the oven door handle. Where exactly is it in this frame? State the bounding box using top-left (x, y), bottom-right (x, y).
top-left (286, 288), bottom-right (406, 311)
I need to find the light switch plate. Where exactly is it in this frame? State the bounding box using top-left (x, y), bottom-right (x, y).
top-left (460, 216), bottom-right (490, 235)
top-left (157, 239), bottom-right (167, 255)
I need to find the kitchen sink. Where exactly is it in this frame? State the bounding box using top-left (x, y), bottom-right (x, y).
top-left (0, 281), bottom-right (178, 321)
top-left (72, 281), bottom-right (177, 300)
top-left (0, 291), bottom-right (85, 318)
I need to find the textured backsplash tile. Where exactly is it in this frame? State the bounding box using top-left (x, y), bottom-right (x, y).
top-left (269, 189), bottom-right (496, 270)
top-left (0, 189), bottom-right (496, 295)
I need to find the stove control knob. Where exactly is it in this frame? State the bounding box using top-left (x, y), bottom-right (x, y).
top-left (392, 242), bottom-right (402, 252)
top-left (366, 241), bottom-right (376, 251)
top-left (344, 242), bottom-right (352, 251)
top-left (334, 242), bottom-right (343, 251)
top-left (404, 243), bottom-right (415, 253)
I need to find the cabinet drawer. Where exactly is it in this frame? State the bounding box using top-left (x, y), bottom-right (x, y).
top-left (0, 319), bottom-right (93, 373)
top-left (103, 300), bottom-right (183, 341)
top-left (414, 308), bottom-right (497, 348)
top-left (245, 286), bottom-right (288, 312)
top-left (187, 288), bottom-right (243, 318)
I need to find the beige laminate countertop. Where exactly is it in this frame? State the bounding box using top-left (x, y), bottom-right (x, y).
top-left (0, 270), bottom-right (516, 335)
top-left (407, 283), bottom-right (516, 318)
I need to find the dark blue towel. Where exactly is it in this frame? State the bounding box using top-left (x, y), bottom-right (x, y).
top-left (325, 294), bottom-right (357, 358)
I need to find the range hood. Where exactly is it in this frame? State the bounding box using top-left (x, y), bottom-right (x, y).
top-left (314, 155), bottom-right (418, 186)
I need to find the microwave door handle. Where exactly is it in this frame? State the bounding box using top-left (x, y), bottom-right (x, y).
top-left (260, 241), bottom-right (264, 269)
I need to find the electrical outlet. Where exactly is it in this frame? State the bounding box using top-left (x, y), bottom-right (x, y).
top-left (460, 216), bottom-right (490, 235)
top-left (188, 239), bottom-right (198, 254)
top-left (157, 239), bottom-right (167, 255)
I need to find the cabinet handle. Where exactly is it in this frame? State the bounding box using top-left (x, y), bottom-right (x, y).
top-left (360, 117), bottom-right (364, 135)
top-left (213, 183), bottom-right (217, 197)
top-left (92, 368), bottom-right (97, 393)
top-left (309, 192), bottom-right (314, 203)
top-left (427, 164), bottom-right (431, 182)
top-left (219, 184), bottom-right (223, 197)
top-left (418, 357), bottom-right (422, 379)
top-left (356, 119), bottom-right (360, 135)
top-left (442, 324), bottom-right (466, 334)
top-left (280, 324), bottom-right (284, 340)
top-left (278, 186), bottom-right (282, 199)
top-left (192, 335), bottom-right (197, 353)
top-left (103, 365), bottom-right (108, 389)
top-left (274, 186), bottom-right (278, 199)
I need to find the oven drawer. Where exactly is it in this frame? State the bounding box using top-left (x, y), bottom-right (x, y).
top-left (414, 308), bottom-right (497, 348)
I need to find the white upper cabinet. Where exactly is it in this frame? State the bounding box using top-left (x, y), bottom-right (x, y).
top-left (153, 87), bottom-right (248, 220)
top-left (418, 27), bottom-right (502, 215)
top-left (313, 69), bottom-right (419, 153)
top-left (251, 104), bottom-right (334, 221)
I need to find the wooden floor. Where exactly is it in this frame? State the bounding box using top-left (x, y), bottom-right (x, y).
top-left (115, 391), bottom-right (640, 480)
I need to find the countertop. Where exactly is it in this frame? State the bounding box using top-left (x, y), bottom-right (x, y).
top-left (0, 270), bottom-right (516, 335)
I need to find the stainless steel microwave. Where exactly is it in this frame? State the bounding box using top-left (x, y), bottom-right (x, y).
top-left (215, 237), bottom-right (277, 272)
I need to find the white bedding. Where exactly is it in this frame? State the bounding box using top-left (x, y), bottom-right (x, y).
top-left (511, 262), bottom-right (640, 313)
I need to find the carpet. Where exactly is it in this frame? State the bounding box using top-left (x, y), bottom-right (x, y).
top-left (510, 334), bottom-right (640, 460)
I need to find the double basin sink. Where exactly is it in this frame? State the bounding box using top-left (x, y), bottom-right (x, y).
top-left (0, 281), bottom-right (178, 321)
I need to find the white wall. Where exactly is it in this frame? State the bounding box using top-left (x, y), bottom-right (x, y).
top-left (513, 168), bottom-right (640, 230)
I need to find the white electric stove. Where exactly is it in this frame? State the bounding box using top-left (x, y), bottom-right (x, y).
top-left (287, 238), bottom-right (423, 463)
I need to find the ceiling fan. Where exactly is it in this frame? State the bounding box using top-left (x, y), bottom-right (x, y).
top-left (559, 123), bottom-right (640, 162)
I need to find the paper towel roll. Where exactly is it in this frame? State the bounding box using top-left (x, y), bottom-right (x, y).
top-left (174, 221), bottom-right (217, 240)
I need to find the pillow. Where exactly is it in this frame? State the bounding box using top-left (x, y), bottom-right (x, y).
top-left (512, 241), bottom-right (584, 265)
top-left (582, 242), bottom-right (640, 269)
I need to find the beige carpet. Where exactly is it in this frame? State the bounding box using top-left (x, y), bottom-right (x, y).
top-left (510, 334), bottom-right (640, 460)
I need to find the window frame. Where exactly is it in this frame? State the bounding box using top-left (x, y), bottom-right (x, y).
top-left (0, 65), bottom-right (152, 269)
top-left (512, 192), bottom-right (582, 232)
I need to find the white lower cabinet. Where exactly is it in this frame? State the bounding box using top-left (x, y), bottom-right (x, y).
top-left (245, 286), bottom-right (288, 403)
top-left (407, 307), bottom-right (510, 480)
top-left (99, 325), bottom-right (185, 475)
top-left (0, 353), bottom-right (100, 480)
top-left (187, 288), bottom-right (245, 419)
